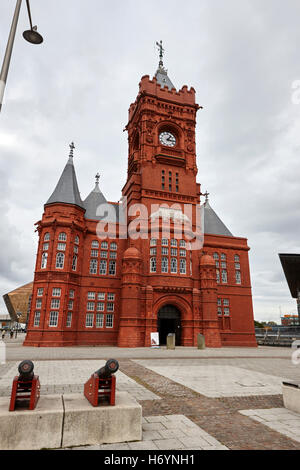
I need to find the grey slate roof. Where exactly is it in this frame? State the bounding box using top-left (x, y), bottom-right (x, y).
top-left (46, 156), bottom-right (84, 209)
top-left (83, 182), bottom-right (108, 220)
top-left (204, 200), bottom-right (233, 237)
top-left (155, 66), bottom-right (175, 90)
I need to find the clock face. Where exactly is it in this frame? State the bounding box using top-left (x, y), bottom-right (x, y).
top-left (159, 131), bottom-right (176, 147)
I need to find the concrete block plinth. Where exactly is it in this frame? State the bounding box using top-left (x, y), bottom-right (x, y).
top-left (0, 395), bottom-right (64, 450)
top-left (62, 391), bottom-right (142, 448)
top-left (282, 383), bottom-right (300, 414)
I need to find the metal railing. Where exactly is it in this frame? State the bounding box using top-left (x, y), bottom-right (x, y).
top-left (255, 326), bottom-right (300, 347)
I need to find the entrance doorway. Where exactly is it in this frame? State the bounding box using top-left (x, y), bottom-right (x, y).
top-left (157, 305), bottom-right (181, 346)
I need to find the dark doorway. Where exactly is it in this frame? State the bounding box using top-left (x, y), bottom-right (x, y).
top-left (157, 305), bottom-right (181, 346)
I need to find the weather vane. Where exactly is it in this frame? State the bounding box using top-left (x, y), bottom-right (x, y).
top-left (69, 142), bottom-right (75, 158)
top-left (156, 40), bottom-right (165, 68)
top-left (95, 173), bottom-right (100, 185)
top-left (203, 191), bottom-right (210, 203)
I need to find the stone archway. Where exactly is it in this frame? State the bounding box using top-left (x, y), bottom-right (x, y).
top-left (157, 305), bottom-right (181, 346)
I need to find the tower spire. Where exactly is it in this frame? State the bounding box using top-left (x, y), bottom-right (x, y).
top-left (69, 141), bottom-right (75, 161)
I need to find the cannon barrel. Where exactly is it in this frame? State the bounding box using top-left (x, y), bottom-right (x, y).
top-left (18, 360), bottom-right (34, 382)
top-left (95, 359), bottom-right (119, 379)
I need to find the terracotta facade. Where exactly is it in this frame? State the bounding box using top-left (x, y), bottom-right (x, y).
top-left (24, 67), bottom-right (257, 348)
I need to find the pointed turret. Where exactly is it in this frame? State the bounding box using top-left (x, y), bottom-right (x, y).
top-left (83, 173), bottom-right (108, 220)
top-left (203, 192), bottom-right (233, 237)
top-left (45, 142), bottom-right (84, 209)
top-left (154, 40), bottom-right (175, 90)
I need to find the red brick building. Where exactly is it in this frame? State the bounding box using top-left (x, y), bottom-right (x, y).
top-left (24, 56), bottom-right (256, 348)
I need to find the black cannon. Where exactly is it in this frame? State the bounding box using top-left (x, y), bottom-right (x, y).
top-left (84, 359), bottom-right (119, 407)
top-left (9, 360), bottom-right (40, 411)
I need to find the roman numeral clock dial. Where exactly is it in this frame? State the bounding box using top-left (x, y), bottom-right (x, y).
top-left (159, 131), bottom-right (176, 147)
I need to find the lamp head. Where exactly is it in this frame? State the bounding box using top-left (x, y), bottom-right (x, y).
top-left (23, 28), bottom-right (43, 44)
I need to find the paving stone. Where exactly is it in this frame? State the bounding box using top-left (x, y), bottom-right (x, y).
top-left (128, 441), bottom-right (159, 450)
top-left (154, 438), bottom-right (186, 450)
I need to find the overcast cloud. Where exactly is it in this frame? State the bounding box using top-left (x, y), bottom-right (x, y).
top-left (0, 0), bottom-right (299, 322)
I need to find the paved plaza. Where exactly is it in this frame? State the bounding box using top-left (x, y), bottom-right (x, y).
top-left (1, 334), bottom-right (300, 450)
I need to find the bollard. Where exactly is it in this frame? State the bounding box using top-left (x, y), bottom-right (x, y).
top-left (166, 333), bottom-right (176, 350)
top-left (197, 334), bottom-right (205, 349)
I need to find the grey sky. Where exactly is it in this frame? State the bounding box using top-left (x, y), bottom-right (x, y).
top-left (0, 0), bottom-right (299, 322)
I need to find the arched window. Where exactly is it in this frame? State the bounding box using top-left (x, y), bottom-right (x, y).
top-left (90, 259), bottom-right (97, 274)
top-left (171, 258), bottom-right (177, 273)
top-left (44, 232), bottom-right (50, 241)
top-left (150, 257), bottom-right (156, 273)
top-left (110, 242), bottom-right (117, 251)
top-left (234, 254), bottom-right (240, 262)
top-left (101, 241), bottom-right (108, 250)
top-left (213, 253), bottom-right (219, 260)
top-left (56, 252), bottom-right (64, 269)
top-left (72, 254), bottom-right (77, 271)
top-left (180, 258), bottom-right (186, 274)
top-left (179, 240), bottom-right (186, 248)
top-left (41, 252), bottom-right (48, 269)
top-left (58, 232), bottom-right (67, 241)
top-left (171, 239), bottom-right (178, 247)
top-left (161, 257), bottom-right (168, 273)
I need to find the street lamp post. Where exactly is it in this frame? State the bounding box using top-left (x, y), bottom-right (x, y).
top-left (0, 0), bottom-right (43, 113)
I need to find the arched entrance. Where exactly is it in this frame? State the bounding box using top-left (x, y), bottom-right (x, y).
top-left (157, 305), bottom-right (181, 346)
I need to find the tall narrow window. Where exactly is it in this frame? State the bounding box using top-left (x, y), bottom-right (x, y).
top-left (90, 259), bottom-right (98, 274)
top-left (66, 312), bottom-right (72, 327)
top-left (216, 269), bottom-right (220, 283)
top-left (72, 254), bottom-right (77, 271)
top-left (236, 270), bottom-right (241, 284)
top-left (109, 260), bottom-right (116, 275)
top-left (221, 270), bottom-right (228, 283)
top-left (49, 311), bottom-right (59, 327)
top-left (56, 252), bottom-right (65, 269)
top-left (180, 258), bottom-right (186, 274)
top-left (75, 236), bottom-right (80, 245)
top-left (41, 252), bottom-right (48, 269)
top-left (44, 232), bottom-right (50, 241)
top-left (96, 314), bottom-right (104, 328)
top-left (34, 311), bottom-right (40, 327)
top-left (171, 258), bottom-right (177, 273)
top-left (85, 314), bottom-right (94, 328)
top-left (161, 257), bottom-right (168, 273)
top-left (150, 257), bottom-right (156, 273)
top-left (110, 242), bottom-right (117, 251)
top-left (92, 240), bottom-right (99, 249)
top-left (106, 314), bottom-right (114, 328)
top-left (100, 260), bottom-right (107, 275)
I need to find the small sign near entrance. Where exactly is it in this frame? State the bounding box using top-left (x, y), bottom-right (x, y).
top-left (150, 332), bottom-right (159, 348)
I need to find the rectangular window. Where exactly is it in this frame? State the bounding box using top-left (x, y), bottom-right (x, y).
top-left (90, 259), bottom-right (98, 274)
top-left (69, 290), bottom-right (75, 299)
top-left (110, 251), bottom-right (117, 259)
top-left (91, 240), bottom-right (99, 248)
top-left (150, 248), bottom-right (157, 256)
top-left (97, 302), bottom-right (105, 312)
top-left (51, 299), bottom-right (60, 309)
top-left (162, 238), bottom-right (168, 246)
top-left (91, 250), bottom-right (98, 258)
top-left (68, 300), bottom-right (74, 310)
top-left (96, 313), bottom-right (104, 328)
top-left (100, 260), bottom-right (107, 275)
top-left (109, 260), bottom-right (116, 276)
top-left (72, 255), bottom-right (77, 271)
top-left (179, 249), bottom-right (186, 257)
top-left (57, 243), bottom-right (66, 251)
top-left (107, 302), bottom-right (114, 312)
top-left (87, 292), bottom-right (96, 300)
top-left (217, 307), bottom-right (222, 316)
top-left (221, 262), bottom-right (227, 269)
top-left (221, 253), bottom-right (227, 261)
top-left (236, 271), bottom-right (241, 284)
top-left (107, 293), bottom-right (115, 301)
top-left (97, 292), bottom-right (105, 300)
top-left (223, 299), bottom-right (230, 306)
top-left (87, 302), bottom-right (95, 311)
top-left (222, 270), bottom-right (228, 283)
top-left (85, 313), bottom-right (94, 328)
top-left (110, 242), bottom-right (117, 251)
top-left (52, 288), bottom-right (61, 297)
top-left (49, 311), bottom-right (59, 327)
top-left (216, 269), bottom-right (220, 283)
top-left (41, 252), bottom-right (48, 269)
top-left (162, 247), bottom-right (168, 255)
top-left (217, 299), bottom-right (222, 306)
top-left (235, 263), bottom-right (241, 270)
top-left (36, 299), bottom-right (42, 309)
top-left (43, 243), bottom-right (49, 251)
top-left (34, 311), bottom-right (40, 327)
top-left (171, 248), bottom-right (177, 256)
top-left (224, 308), bottom-right (230, 316)
top-left (100, 251), bottom-right (108, 258)
top-left (56, 252), bottom-right (64, 269)
top-left (37, 288), bottom-right (44, 297)
top-left (66, 312), bottom-right (72, 327)
top-left (73, 245), bottom-right (78, 254)
top-left (106, 314), bottom-right (114, 328)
